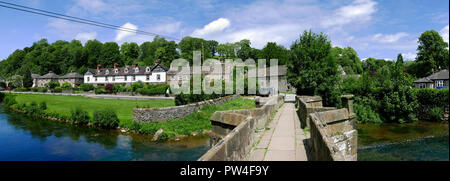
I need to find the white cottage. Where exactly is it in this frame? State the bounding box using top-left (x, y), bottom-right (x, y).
top-left (84, 62), bottom-right (168, 86)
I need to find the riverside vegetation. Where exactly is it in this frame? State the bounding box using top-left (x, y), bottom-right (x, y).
top-left (0, 92), bottom-right (254, 140)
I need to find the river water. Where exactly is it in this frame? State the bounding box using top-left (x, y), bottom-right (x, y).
top-left (0, 107), bottom-right (210, 161)
top-left (357, 122), bottom-right (449, 161)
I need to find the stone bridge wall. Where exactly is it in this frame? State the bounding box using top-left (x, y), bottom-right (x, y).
top-left (296, 96), bottom-right (335, 128)
top-left (299, 95), bottom-right (357, 161)
top-left (132, 95), bottom-right (240, 122)
top-left (198, 95), bottom-right (284, 161)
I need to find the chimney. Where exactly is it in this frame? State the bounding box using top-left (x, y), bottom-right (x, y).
top-left (133, 61), bottom-right (137, 68)
top-left (114, 62), bottom-right (118, 69)
top-left (97, 64), bottom-right (101, 71)
top-left (155, 59), bottom-right (160, 65)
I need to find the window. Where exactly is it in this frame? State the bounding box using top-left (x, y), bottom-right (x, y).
top-left (133, 75), bottom-right (136, 81)
top-left (124, 68), bottom-right (128, 73)
top-left (115, 69), bottom-right (119, 74)
top-left (419, 83), bottom-right (425, 89)
top-left (112, 76), bottom-right (115, 81)
top-left (106, 76), bottom-right (108, 81)
top-left (87, 77), bottom-right (90, 82)
top-left (146, 75), bottom-right (150, 81)
top-left (125, 76), bottom-right (128, 81)
top-left (157, 74), bottom-right (161, 81)
top-left (135, 68), bottom-right (139, 73)
top-left (146, 67), bottom-right (151, 72)
top-left (105, 70), bottom-right (109, 75)
top-left (95, 77), bottom-right (97, 82)
top-left (178, 75), bottom-right (182, 80)
top-left (436, 80), bottom-right (444, 87)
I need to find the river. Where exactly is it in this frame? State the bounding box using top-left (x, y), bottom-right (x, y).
top-left (357, 121), bottom-right (449, 161)
top-left (0, 107), bottom-right (210, 161)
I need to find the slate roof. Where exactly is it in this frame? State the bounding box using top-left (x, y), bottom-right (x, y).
top-left (40, 71), bottom-right (60, 79)
top-left (61, 70), bottom-right (83, 79)
top-left (86, 64), bottom-right (168, 77)
top-left (414, 69), bottom-right (449, 83)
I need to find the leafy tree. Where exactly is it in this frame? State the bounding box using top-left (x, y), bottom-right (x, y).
top-left (22, 69), bottom-right (33, 88)
top-left (287, 30), bottom-right (341, 107)
top-left (178, 36), bottom-right (212, 63)
top-left (100, 42), bottom-right (120, 68)
top-left (217, 43), bottom-right (236, 58)
top-left (416, 30), bottom-right (449, 76)
top-left (84, 40), bottom-right (103, 68)
top-left (260, 42), bottom-right (289, 65)
top-left (121, 42), bottom-right (139, 66)
top-left (332, 46), bottom-right (362, 74)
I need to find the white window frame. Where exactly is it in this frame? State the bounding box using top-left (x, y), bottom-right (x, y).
top-left (146, 75), bottom-right (150, 81)
top-left (135, 68), bottom-right (139, 73)
top-left (146, 67), bottom-right (151, 72)
top-left (436, 80), bottom-right (444, 87)
top-left (419, 83), bottom-right (425, 89)
top-left (157, 74), bottom-right (161, 81)
top-left (105, 70), bottom-right (109, 75)
top-left (124, 68), bottom-right (128, 73)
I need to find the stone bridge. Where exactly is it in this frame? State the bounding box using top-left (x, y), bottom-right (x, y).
top-left (199, 94), bottom-right (357, 161)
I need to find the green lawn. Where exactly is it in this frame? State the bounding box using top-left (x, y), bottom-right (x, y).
top-left (13, 94), bottom-right (175, 121)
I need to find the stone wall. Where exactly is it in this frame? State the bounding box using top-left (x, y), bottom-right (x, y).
top-left (198, 95), bottom-right (284, 161)
top-left (302, 95), bottom-right (357, 161)
top-left (132, 95), bottom-right (240, 122)
top-left (296, 96), bottom-right (335, 128)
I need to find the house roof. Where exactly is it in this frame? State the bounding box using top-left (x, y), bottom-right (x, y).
top-left (40, 71), bottom-right (60, 79)
top-left (61, 70), bottom-right (83, 79)
top-left (31, 74), bottom-right (40, 79)
top-left (427, 69), bottom-right (449, 80)
top-left (414, 69), bottom-right (449, 83)
top-left (86, 64), bottom-right (168, 77)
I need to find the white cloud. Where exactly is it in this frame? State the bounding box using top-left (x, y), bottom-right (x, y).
top-left (76, 0), bottom-right (107, 13)
top-left (440, 25), bottom-right (449, 44)
top-left (321, 0), bottom-right (377, 28)
top-left (402, 52), bottom-right (416, 60)
top-left (192, 18), bottom-right (231, 37)
top-left (372, 32), bottom-right (409, 43)
top-left (74, 32), bottom-right (98, 42)
top-left (115, 23), bottom-right (138, 42)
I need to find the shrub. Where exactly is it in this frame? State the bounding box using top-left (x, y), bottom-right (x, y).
top-left (70, 107), bottom-right (90, 125)
top-left (26, 101), bottom-right (41, 116)
top-left (131, 81), bottom-right (144, 92)
top-left (52, 86), bottom-right (62, 93)
top-left (430, 107), bottom-right (443, 121)
top-left (113, 84), bottom-right (122, 94)
top-left (0, 92), bottom-right (4, 102)
top-left (46, 81), bottom-right (60, 89)
top-left (39, 101), bottom-right (47, 110)
top-left (0, 82), bottom-right (6, 88)
top-left (2, 94), bottom-right (17, 107)
top-left (14, 87), bottom-right (29, 92)
top-left (92, 109), bottom-right (119, 128)
top-left (137, 84), bottom-right (169, 96)
top-left (38, 87), bottom-right (48, 93)
top-left (61, 82), bottom-right (73, 90)
top-left (73, 90), bottom-right (83, 94)
top-left (104, 84), bottom-right (114, 93)
top-left (31, 87), bottom-right (39, 92)
top-left (79, 83), bottom-right (95, 91)
top-left (94, 87), bottom-right (107, 94)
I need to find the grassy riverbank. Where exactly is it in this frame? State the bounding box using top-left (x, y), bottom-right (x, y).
top-left (12, 93), bottom-right (174, 121)
top-left (119, 97), bottom-right (256, 138)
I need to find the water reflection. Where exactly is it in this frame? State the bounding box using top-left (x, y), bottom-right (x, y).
top-left (0, 107), bottom-right (210, 161)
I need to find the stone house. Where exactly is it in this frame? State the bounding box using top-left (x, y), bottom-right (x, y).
top-left (414, 69), bottom-right (449, 89)
top-left (32, 70), bottom-right (84, 87)
top-left (84, 62), bottom-right (167, 86)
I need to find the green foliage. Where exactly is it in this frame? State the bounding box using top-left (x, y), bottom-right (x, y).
top-left (61, 82), bottom-right (73, 90)
top-left (0, 92), bottom-right (4, 102)
top-left (25, 101), bottom-right (41, 116)
top-left (92, 109), bottom-right (119, 128)
top-left (137, 84), bottom-right (169, 96)
top-left (332, 46), bottom-right (363, 74)
top-left (416, 30), bottom-right (449, 76)
top-left (46, 81), bottom-right (60, 90)
top-left (39, 101), bottom-right (47, 110)
top-left (131, 81), bottom-right (144, 92)
top-left (70, 107), bottom-right (90, 125)
top-left (52, 86), bottom-right (62, 93)
top-left (287, 30), bottom-right (341, 107)
top-left (79, 83), bottom-right (94, 91)
top-left (13, 88), bottom-right (29, 92)
top-left (413, 88), bottom-right (449, 121)
top-left (259, 42), bottom-right (289, 65)
top-left (94, 86), bottom-right (107, 94)
top-left (430, 107), bottom-right (443, 121)
top-left (2, 94), bottom-right (17, 107)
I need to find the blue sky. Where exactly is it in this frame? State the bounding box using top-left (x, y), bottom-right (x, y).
top-left (0, 0), bottom-right (448, 61)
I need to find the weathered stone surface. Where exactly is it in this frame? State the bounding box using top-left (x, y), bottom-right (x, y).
top-left (133, 95), bottom-right (239, 122)
top-left (198, 95), bottom-right (284, 161)
top-left (152, 129), bottom-right (164, 141)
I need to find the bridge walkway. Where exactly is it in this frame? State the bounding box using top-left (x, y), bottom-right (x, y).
top-left (247, 94), bottom-right (309, 161)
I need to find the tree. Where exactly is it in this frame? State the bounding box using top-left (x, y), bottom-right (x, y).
top-left (22, 69), bottom-right (33, 87)
top-left (178, 36), bottom-right (212, 63)
top-left (332, 46), bottom-right (362, 74)
top-left (100, 42), bottom-right (120, 68)
top-left (416, 30), bottom-right (449, 76)
top-left (217, 43), bottom-right (236, 58)
top-left (287, 30), bottom-right (341, 107)
top-left (260, 42), bottom-right (289, 65)
top-left (121, 42), bottom-right (139, 66)
top-left (84, 40), bottom-right (103, 68)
